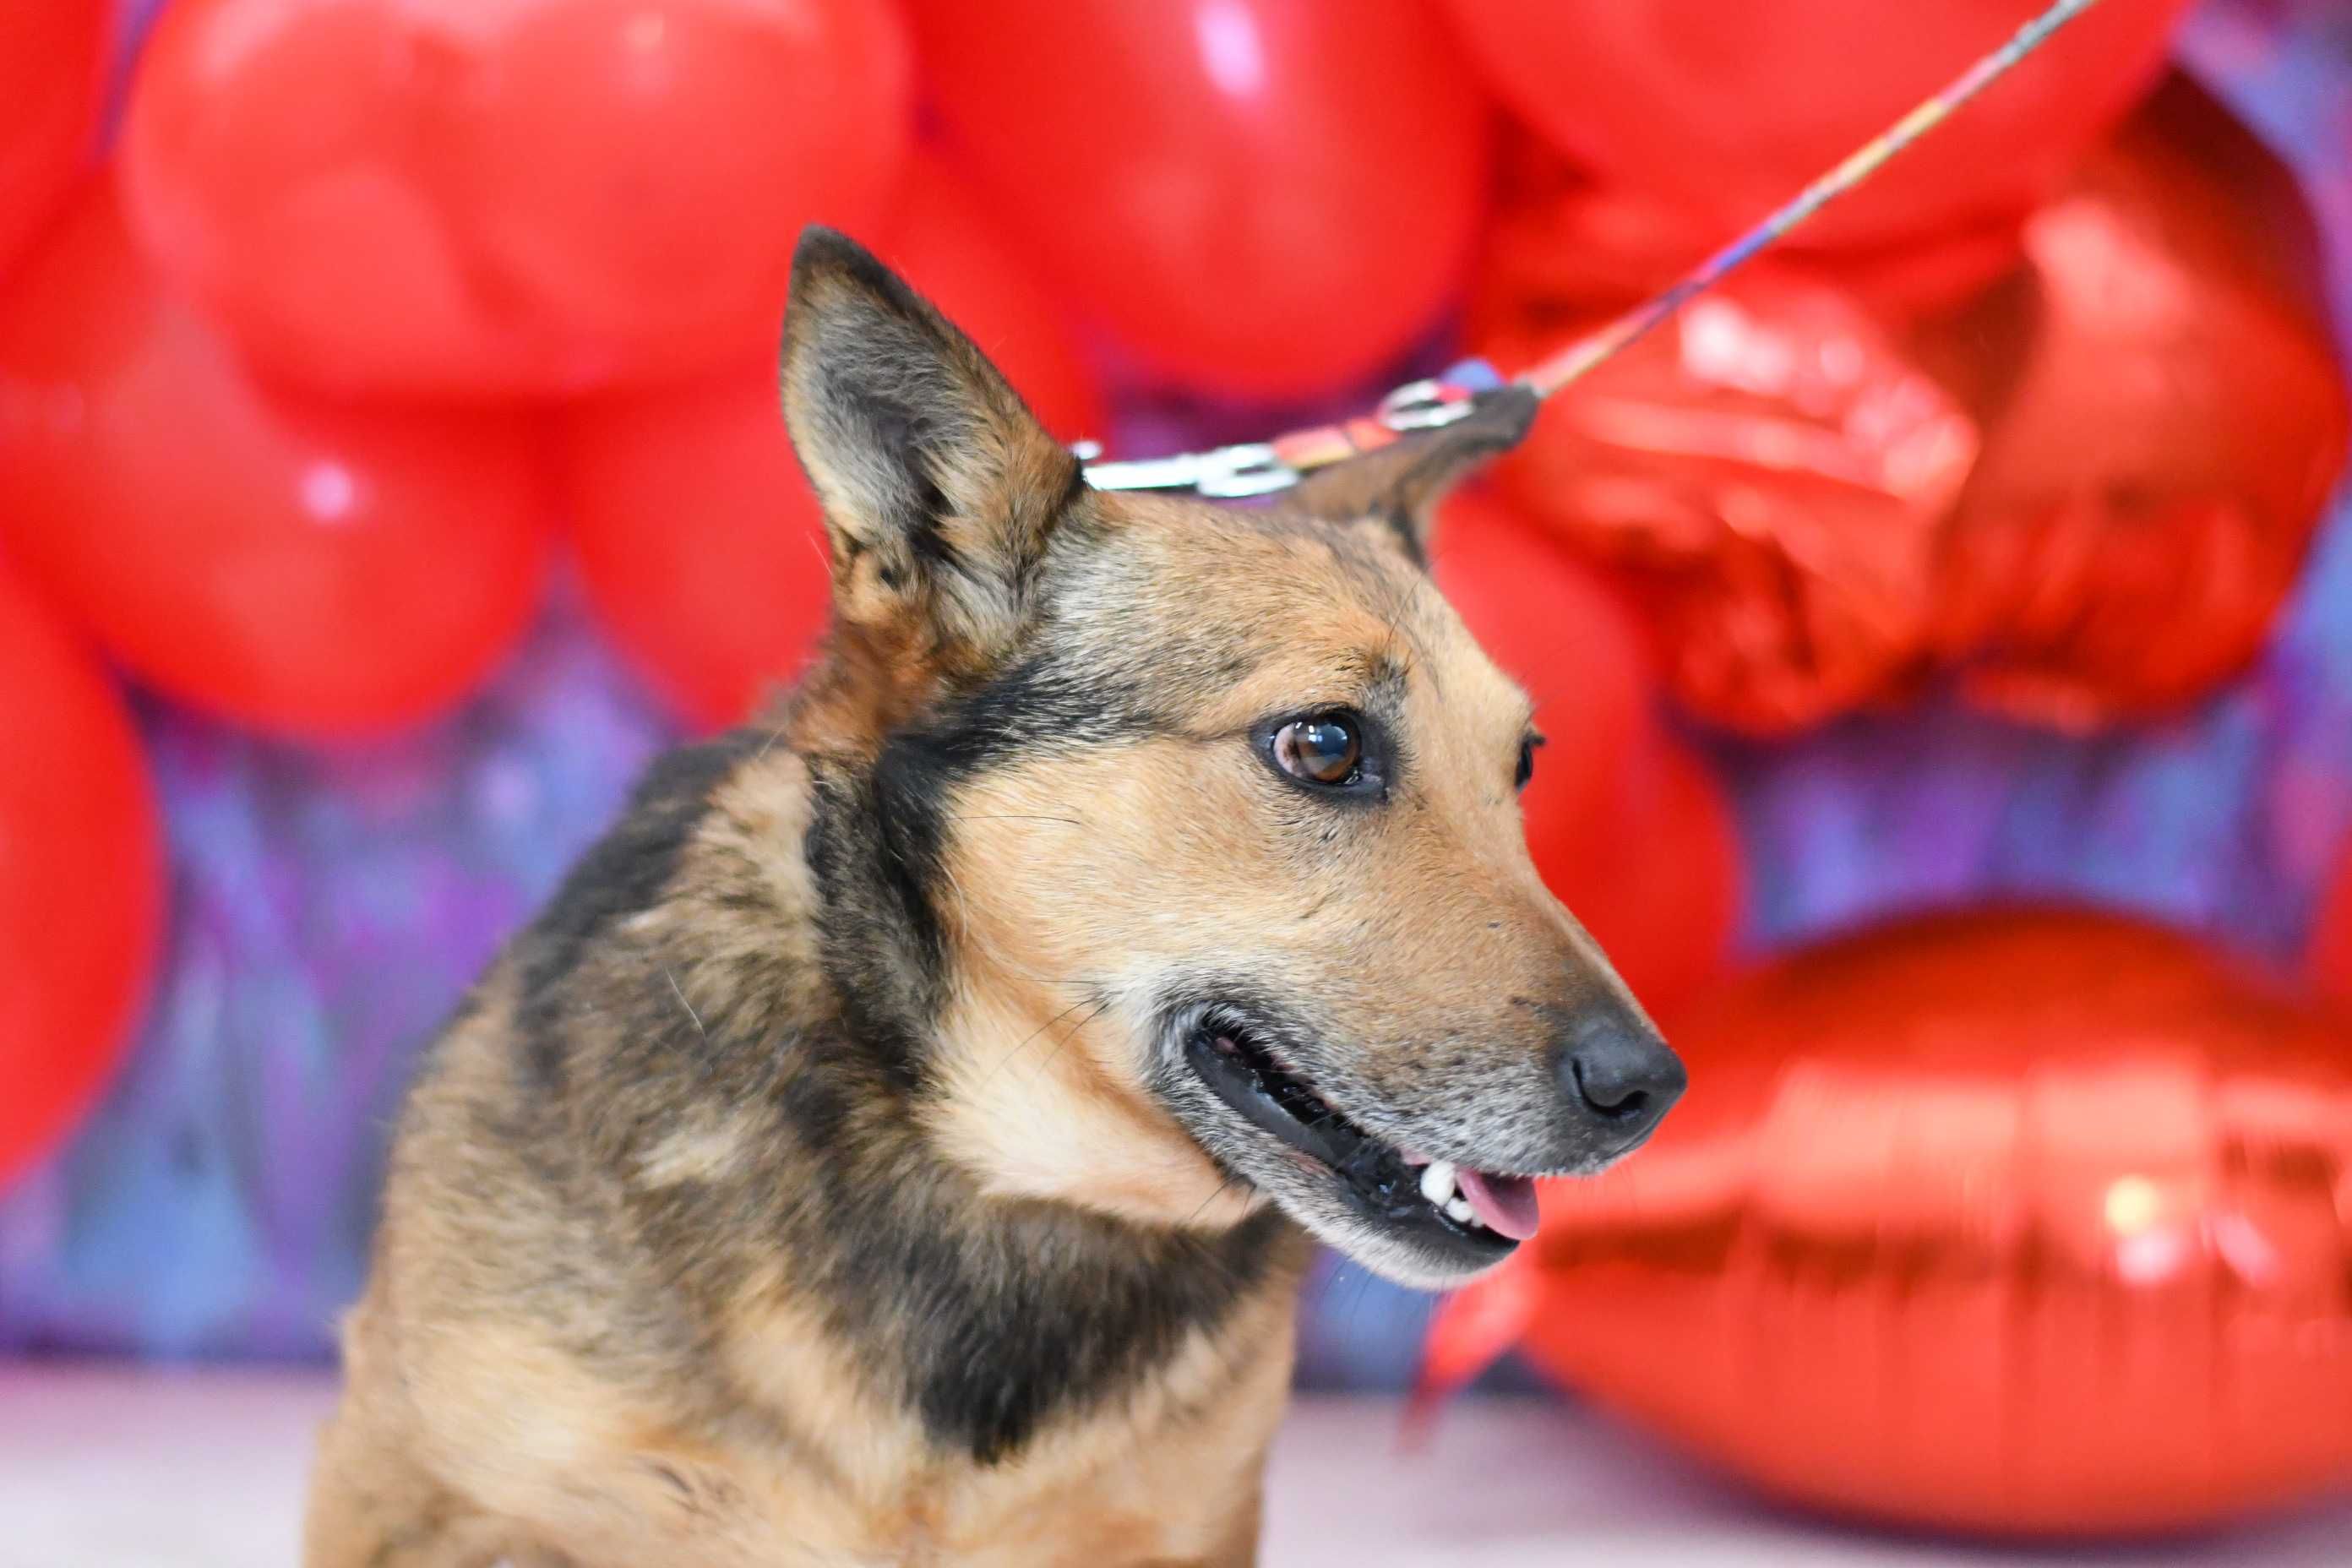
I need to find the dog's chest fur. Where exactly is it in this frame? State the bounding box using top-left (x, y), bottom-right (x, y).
top-left (357, 727), bottom-right (1306, 1564)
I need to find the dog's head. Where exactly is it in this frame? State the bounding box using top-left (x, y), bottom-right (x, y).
top-left (781, 230), bottom-right (1683, 1288)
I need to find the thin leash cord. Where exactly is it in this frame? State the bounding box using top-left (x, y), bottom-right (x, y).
top-left (1520, 0), bottom-right (2104, 397)
top-left (1081, 0), bottom-right (2105, 495)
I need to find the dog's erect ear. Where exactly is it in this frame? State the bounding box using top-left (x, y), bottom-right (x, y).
top-left (1289, 385), bottom-right (1541, 560)
top-left (781, 226), bottom-right (1080, 660)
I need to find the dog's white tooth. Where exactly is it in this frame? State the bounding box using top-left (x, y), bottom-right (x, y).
top-left (1419, 1160), bottom-right (1457, 1207)
top-left (1446, 1196), bottom-right (1475, 1224)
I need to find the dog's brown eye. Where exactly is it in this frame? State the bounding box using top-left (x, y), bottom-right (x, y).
top-left (1274, 715), bottom-right (1364, 787)
top-left (1516, 734), bottom-right (1544, 791)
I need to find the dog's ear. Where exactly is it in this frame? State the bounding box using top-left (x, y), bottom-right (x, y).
top-left (781, 226), bottom-right (1080, 663)
top-left (1289, 386), bottom-right (1541, 560)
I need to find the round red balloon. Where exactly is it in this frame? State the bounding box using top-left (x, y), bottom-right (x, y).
top-left (1431, 908), bottom-right (2352, 1535)
top-left (0, 1), bottom-right (111, 277)
top-left (1436, 0), bottom-right (2191, 253)
top-left (1433, 493), bottom-right (1654, 839)
top-left (906, 0), bottom-right (1491, 399)
top-left (0, 182), bottom-right (552, 737)
top-left (1532, 734), bottom-right (1745, 1025)
top-left (1433, 493), bottom-right (1740, 1019)
top-left (561, 372), bottom-right (832, 731)
top-left (122, 0), bottom-right (915, 399)
top-left (561, 156), bottom-right (1106, 729)
top-left (1936, 74), bottom-right (2349, 730)
top-left (866, 158), bottom-right (1108, 449)
top-left (0, 565), bottom-right (165, 1192)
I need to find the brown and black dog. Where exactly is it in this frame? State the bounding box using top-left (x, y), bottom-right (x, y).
top-left (303, 229), bottom-right (1684, 1567)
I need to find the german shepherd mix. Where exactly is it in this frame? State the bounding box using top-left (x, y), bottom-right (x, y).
top-left (304, 230), bottom-right (1684, 1567)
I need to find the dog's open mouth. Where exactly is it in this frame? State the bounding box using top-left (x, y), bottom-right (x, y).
top-left (1183, 1021), bottom-right (1534, 1253)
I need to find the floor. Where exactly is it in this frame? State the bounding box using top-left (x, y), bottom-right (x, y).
top-left (5, 1368), bottom-right (2349, 1566)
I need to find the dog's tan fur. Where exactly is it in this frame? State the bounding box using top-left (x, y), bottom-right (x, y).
top-left (306, 231), bottom-right (1674, 1566)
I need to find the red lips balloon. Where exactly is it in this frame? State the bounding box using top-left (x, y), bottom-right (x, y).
top-left (0, 564), bottom-right (165, 1193)
top-left (560, 156), bottom-right (1106, 730)
top-left (906, 0), bottom-right (1491, 400)
top-left (1427, 908), bottom-right (2352, 1535)
top-left (1435, 0), bottom-right (2190, 255)
top-left (0, 182), bottom-right (551, 737)
top-left (0, 1), bottom-right (112, 278)
top-left (122, 0), bottom-right (915, 400)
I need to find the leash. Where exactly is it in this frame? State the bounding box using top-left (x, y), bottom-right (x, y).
top-left (1080, 0), bottom-right (2104, 498)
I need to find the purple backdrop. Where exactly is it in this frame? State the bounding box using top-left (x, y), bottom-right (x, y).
top-left (3, 0), bottom-right (2349, 1392)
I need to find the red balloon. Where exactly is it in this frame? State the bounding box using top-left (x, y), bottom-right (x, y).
top-left (906, 0), bottom-right (1491, 399)
top-left (1433, 493), bottom-right (1741, 1019)
top-left (0, 182), bottom-right (552, 737)
top-left (0, 564), bottom-right (165, 1192)
top-left (867, 159), bottom-right (1108, 448)
top-left (2314, 852), bottom-right (2352, 1010)
top-left (1436, 0), bottom-right (2191, 254)
top-left (1481, 260), bottom-right (1983, 736)
top-left (1474, 74), bottom-right (2342, 738)
top-left (1935, 74), bottom-right (2349, 730)
top-left (1475, 128), bottom-right (2029, 329)
top-left (560, 156), bottom-right (1107, 729)
top-left (1533, 734), bottom-right (1745, 1025)
top-left (561, 373), bottom-right (831, 731)
top-left (0, 2), bottom-right (111, 277)
top-left (1429, 909), bottom-right (2352, 1535)
top-left (122, 0), bottom-right (915, 400)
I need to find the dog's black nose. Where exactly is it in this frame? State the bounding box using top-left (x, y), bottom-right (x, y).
top-left (1560, 1007), bottom-right (1685, 1133)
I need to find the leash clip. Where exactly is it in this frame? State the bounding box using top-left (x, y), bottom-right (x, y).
top-left (1376, 378), bottom-right (1480, 433)
top-left (1075, 358), bottom-right (1501, 497)
top-left (1080, 441), bottom-right (1301, 498)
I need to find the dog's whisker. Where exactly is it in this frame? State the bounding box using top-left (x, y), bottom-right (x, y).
top-left (1030, 997), bottom-right (1112, 1081)
top-left (977, 994), bottom-right (1105, 1090)
top-left (1033, 998), bottom-right (1113, 1077)
top-left (950, 813), bottom-right (1088, 828)
top-left (1180, 1173), bottom-right (1239, 1229)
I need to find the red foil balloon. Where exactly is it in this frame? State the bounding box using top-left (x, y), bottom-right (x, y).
top-left (0, 564), bottom-right (165, 1192)
top-left (905, 0), bottom-right (1491, 400)
top-left (122, 0), bottom-right (915, 400)
top-left (1435, 0), bottom-right (2190, 254)
top-left (1432, 493), bottom-right (1741, 1020)
top-left (1428, 908), bottom-right (2352, 1536)
top-left (1480, 260), bottom-right (1983, 735)
top-left (561, 156), bottom-right (1106, 729)
top-left (0, 1), bottom-right (112, 277)
top-left (1475, 128), bottom-right (2032, 328)
top-left (0, 182), bottom-right (552, 737)
top-left (1478, 75), bottom-right (2347, 736)
top-left (1932, 74), bottom-right (2350, 730)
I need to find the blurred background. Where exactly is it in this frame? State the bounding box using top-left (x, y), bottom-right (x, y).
top-left (4, 0), bottom-right (2352, 1554)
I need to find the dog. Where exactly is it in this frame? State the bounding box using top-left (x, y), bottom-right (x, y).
top-left (302, 228), bottom-right (1685, 1567)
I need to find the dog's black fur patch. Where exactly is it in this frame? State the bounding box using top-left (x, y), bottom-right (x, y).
top-left (869, 646), bottom-right (1162, 956)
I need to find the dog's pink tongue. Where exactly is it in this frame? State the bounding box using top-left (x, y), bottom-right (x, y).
top-left (1456, 1170), bottom-right (1541, 1240)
